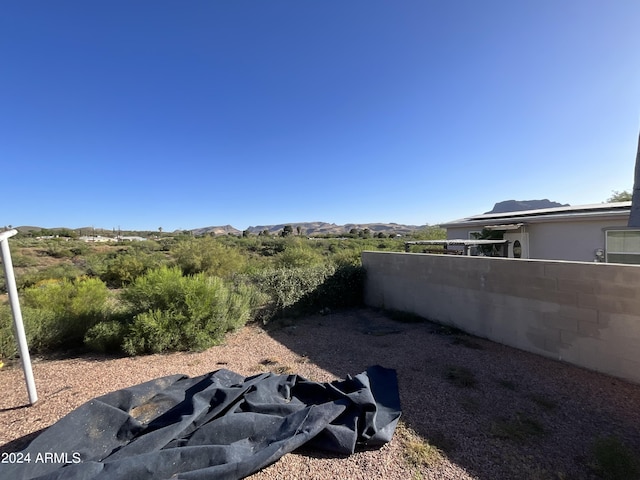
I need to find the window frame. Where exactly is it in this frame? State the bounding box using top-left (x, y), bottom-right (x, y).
top-left (605, 229), bottom-right (640, 264)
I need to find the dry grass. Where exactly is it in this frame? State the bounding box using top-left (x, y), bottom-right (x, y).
top-left (444, 365), bottom-right (477, 388)
top-left (398, 423), bottom-right (445, 468)
top-left (490, 413), bottom-right (546, 442)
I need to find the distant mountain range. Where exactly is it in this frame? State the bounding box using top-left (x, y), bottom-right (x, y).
top-left (484, 199), bottom-right (569, 214)
top-left (14, 222), bottom-right (429, 237)
top-left (14, 200), bottom-right (570, 236)
top-left (191, 222), bottom-right (428, 237)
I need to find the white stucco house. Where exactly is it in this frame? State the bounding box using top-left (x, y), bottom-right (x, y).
top-left (440, 201), bottom-right (640, 264)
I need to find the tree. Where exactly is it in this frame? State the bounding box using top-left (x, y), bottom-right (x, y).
top-left (629, 130), bottom-right (640, 227)
top-left (281, 225), bottom-right (293, 237)
top-left (296, 226), bottom-right (302, 236)
top-left (607, 190), bottom-right (632, 202)
top-left (358, 228), bottom-right (371, 239)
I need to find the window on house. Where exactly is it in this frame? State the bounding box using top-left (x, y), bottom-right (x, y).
top-left (468, 231), bottom-right (482, 240)
top-left (605, 230), bottom-right (640, 264)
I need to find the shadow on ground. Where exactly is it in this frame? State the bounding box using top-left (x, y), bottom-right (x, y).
top-left (0, 428), bottom-right (45, 455)
top-left (262, 307), bottom-right (640, 480)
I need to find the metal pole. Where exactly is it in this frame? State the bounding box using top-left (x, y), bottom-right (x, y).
top-left (0, 229), bottom-right (38, 405)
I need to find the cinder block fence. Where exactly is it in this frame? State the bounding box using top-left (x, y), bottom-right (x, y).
top-left (362, 251), bottom-right (640, 384)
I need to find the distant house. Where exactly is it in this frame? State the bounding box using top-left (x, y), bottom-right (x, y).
top-left (440, 202), bottom-right (639, 264)
top-left (116, 235), bottom-right (147, 242)
top-left (79, 235), bottom-right (112, 243)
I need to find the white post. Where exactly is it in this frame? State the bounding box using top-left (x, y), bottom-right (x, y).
top-left (0, 229), bottom-right (38, 405)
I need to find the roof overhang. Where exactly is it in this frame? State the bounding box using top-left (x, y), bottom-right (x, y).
top-left (442, 210), bottom-right (630, 229)
top-left (483, 223), bottom-right (524, 231)
top-left (406, 239), bottom-right (508, 246)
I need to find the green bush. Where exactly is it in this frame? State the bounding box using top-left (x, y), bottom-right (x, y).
top-left (19, 277), bottom-right (110, 350)
top-left (171, 237), bottom-right (247, 277)
top-left (245, 264), bottom-right (365, 322)
top-left (122, 310), bottom-right (178, 355)
top-left (121, 266), bottom-right (185, 314)
top-left (16, 263), bottom-right (85, 290)
top-left (0, 304), bottom-right (59, 358)
top-left (314, 264), bottom-right (365, 308)
top-left (0, 305), bottom-right (17, 358)
top-left (21, 307), bottom-right (61, 353)
top-left (101, 252), bottom-right (149, 287)
top-left (67, 242), bottom-right (90, 256)
top-left (84, 320), bottom-right (128, 353)
top-left (42, 241), bottom-right (76, 259)
top-left (275, 244), bottom-right (324, 268)
top-left (10, 253), bottom-right (39, 268)
top-left (22, 277), bottom-right (107, 318)
top-left (119, 266), bottom-right (258, 355)
top-left (102, 254), bottom-right (145, 287)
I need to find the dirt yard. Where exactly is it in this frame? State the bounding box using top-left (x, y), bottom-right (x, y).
top-left (1, 308), bottom-right (639, 479)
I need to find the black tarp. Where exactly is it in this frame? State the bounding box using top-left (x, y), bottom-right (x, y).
top-left (3, 365), bottom-right (401, 480)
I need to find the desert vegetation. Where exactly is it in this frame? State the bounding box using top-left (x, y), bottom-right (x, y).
top-left (0, 227), bottom-right (443, 358)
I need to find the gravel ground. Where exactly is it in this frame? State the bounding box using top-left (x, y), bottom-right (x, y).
top-left (1, 308), bottom-right (640, 479)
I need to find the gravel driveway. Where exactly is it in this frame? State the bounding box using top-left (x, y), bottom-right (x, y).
top-left (1, 308), bottom-right (639, 479)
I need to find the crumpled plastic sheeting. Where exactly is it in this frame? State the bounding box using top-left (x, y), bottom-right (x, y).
top-left (4, 365), bottom-right (401, 480)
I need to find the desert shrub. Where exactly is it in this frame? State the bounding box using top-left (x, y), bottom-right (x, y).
top-left (22, 277), bottom-right (108, 318)
top-left (83, 253), bottom-right (109, 278)
top-left (244, 264), bottom-right (364, 322)
top-left (249, 238), bottom-right (287, 257)
top-left (275, 245), bottom-right (324, 268)
top-left (10, 253), bottom-right (39, 268)
top-left (313, 264), bottom-right (365, 308)
top-left (245, 265), bottom-right (331, 320)
top-left (84, 320), bottom-right (128, 353)
top-left (1, 299), bottom-right (83, 358)
top-left (171, 237), bottom-right (247, 277)
top-left (327, 246), bottom-right (363, 267)
top-left (102, 253), bottom-right (146, 287)
top-left (102, 251), bottom-right (168, 287)
top-left (19, 277), bottom-right (110, 350)
top-left (0, 304), bottom-right (59, 358)
top-left (119, 266), bottom-right (258, 355)
top-left (0, 305), bottom-right (17, 358)
top-left (20, 307), bottom-right (61, 353)
top-left (41, 240), bottom-right (76, 259)
top-left (16, 263), bottom-right (85, 290)
top-left (121, 266), bottom-right (185, 314)
top-left (127, 239), bottom-right (161, 254)
top-left (122, 310), bottom-right (178, 355)
top-left (66, 241), bottom-right (90, 256)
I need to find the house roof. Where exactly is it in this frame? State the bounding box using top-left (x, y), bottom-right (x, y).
top-left (441, 202), bottom-right (631, 229)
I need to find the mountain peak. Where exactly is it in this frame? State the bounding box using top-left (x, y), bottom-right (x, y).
top-left (484, 199), bottom-right (569, 214)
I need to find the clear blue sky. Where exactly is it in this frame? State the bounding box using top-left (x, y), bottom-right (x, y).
top-left (2, 1), bottom-right (639, 231)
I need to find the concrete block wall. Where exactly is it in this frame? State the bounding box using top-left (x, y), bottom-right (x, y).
top-left (362, 251), bottom-right (640, 384)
